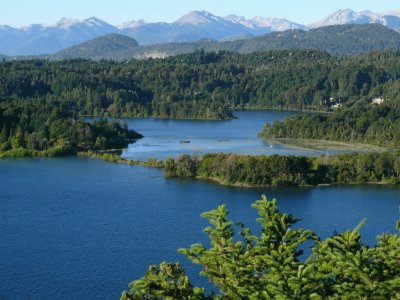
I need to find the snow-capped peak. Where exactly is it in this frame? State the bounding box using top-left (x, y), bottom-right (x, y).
top-left (117, 19), bottom-right (147, 29)
top-left (55, 18), bottom-right (80, 29)
top-left (310, 9), bottom-right (359, 28)
top-left (308, 9), bottom-right (397, 28)
top-left (175, 11), bottom-right (222, 25)
top-left (83, 17), bottom-right (108, 28)
top-left (45, 17), bottom-right (110, 29)
top-left (224, 14), bottom-right (255, 28)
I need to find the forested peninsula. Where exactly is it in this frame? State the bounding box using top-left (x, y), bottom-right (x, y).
top-left (82, 151), bottom-right (400, 187)
top-left (0, 102), bottom-right (141, 157)
top-left (164, 152), bottom-right (400, 187)
top-left (261, 100), bottom-right (400, 147)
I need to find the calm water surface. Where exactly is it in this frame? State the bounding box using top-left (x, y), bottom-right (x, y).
top-left (1, 111), bottom-right (400, 299)
top-left (121, 111), bottom-right (342, 160)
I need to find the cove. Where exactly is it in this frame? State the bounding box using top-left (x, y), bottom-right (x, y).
top-left (120, 111), bottom-right (349, 160)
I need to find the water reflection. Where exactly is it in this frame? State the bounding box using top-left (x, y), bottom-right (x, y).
top-left (121, 111), bottom-right (346, 160)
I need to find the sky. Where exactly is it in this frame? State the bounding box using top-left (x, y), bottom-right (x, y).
top-left (0, 0), bottom-right (399, 27)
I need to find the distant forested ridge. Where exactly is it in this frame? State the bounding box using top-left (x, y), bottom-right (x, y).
top-left (53, 33), bottom-right (140, 60)
top-left (50, 23), bottom-right (400, 60)
top-left (164, 152), bottom-right (400, 187)
top-left (1, 50), bottom-right (400, 120)
top-left (0, 102), bottom-right (142, 157)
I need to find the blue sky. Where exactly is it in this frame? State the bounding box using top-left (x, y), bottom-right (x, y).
top-left (1, 0), bottom-right (399, 27)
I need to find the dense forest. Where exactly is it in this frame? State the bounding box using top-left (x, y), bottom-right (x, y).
top-left (121, 196), bottom-right (400, 299)
top-left (0, 102), bottom-right (142, 157)
top-left (1, 49), bottom-right (400, 120)
top-left (261, 99), bottom-right (400, 147)
top-left (164, 152), bottom-right (400, 187)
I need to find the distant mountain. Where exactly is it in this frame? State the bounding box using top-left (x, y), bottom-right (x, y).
top-left (118, 11), bottom-right (304, 46)
top-left (1, 9), bottom-right (400, 56)
top-left (310, 9), bottom-right (400, 29)
top-left (241, 23), bottom-right (400, 56)
top-left (53, 33), bottom-right (138, 60)
top-left (50, 23), bottom-right (400, 60)
top-left (0, 17), bottom-right (118, 56)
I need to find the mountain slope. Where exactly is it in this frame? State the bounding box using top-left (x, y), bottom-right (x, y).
top-left (2, 9), bottom-right (400, 56)
top-left (52, 23), bottom-right (400, 60)
top-left (53, 33), bottom-right (139, 59)
top-left (233, 23), bottom-right (400, 56)
top-left (118, 11), bottom-right (305, 45)
top-left (310, 9), bottom-right (400, 29)
top-left (0, 17), bottom-right (118, 56)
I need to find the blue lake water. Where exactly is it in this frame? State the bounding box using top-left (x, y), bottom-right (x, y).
top-left (121, 111), bottom-right (341, 160)
top-left (1, 111), bottom-right (400, 299)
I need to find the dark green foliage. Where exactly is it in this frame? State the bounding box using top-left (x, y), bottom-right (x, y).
top-left (53, 33), bottom-right (139, 60)
top-left (0, 102), bottom-right (142, 157)
top-left (120, 262), bottom-right (208, 300)
top-left (262, 99), bottom-right (400, 147)
top-left (3, 50), bottom-right (400, 118)
top-left (165, 152), bottom-right (400, 187)
top-left (122, 196), bottom-right (400, 299)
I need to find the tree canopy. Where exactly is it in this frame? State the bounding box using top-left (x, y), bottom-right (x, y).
top-left (0, 102), bottom-right (142, 157)
top-left (121, 196), bottom-right (400, 299)
top-left (2, 50), bottom-right (400, 120)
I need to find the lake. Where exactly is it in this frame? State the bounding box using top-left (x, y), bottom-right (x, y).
top-left (1, 111), bottom-right (400, 299)
top-left (121, 110), bottom-right (345, 160)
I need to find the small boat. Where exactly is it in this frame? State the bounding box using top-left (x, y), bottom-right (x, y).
top-left (180, 140), bottom-right (190, 144)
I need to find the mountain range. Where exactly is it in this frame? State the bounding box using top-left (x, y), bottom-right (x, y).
top-left (48, 24), bottom-right (400, 60)
top-left (1, 9), bottom-right (400, 56)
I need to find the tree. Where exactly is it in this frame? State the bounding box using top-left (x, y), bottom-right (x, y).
top-left (10, 127), bottom-right (25, 149)
top-left (121, 196), bottom-right (400, 299)
top-left (121, 262), bottom-right (208, 300)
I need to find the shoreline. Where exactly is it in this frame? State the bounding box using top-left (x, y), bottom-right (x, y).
top-left (194, 175), bottom-right (398, 189)
top-left (82, 106), bottom-right (330, 121)
top-left (76, 151), bottom-right (399, 189)
top-left (2, 150), bottom-right (398, 188)
top-left (264, 138), bottom-right (389, 153)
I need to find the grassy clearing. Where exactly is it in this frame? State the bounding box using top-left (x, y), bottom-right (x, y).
top-left (270, 138), bottom-right (389, 153)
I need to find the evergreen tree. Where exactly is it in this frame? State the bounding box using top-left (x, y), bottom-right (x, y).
top-left (122, 197), bottom-right (400, 299)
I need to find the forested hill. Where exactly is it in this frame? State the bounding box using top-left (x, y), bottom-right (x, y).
top-left (52, 33), bottom-right (139, 60)
top-left (48, 23), bottom-right (400, 60)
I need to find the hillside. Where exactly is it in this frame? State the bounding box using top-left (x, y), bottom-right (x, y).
top-left (49, 24), bottom-right (400, 60)
top-left (53, 33), bottom-right (139, 60)
top-left (231, 23), bottom-right (400, 55)
top-left (1, 9), bottom-right (400, 56)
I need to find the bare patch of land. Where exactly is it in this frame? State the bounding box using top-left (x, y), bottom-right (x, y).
top-left (270, 138), bottom-right (388, 153)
